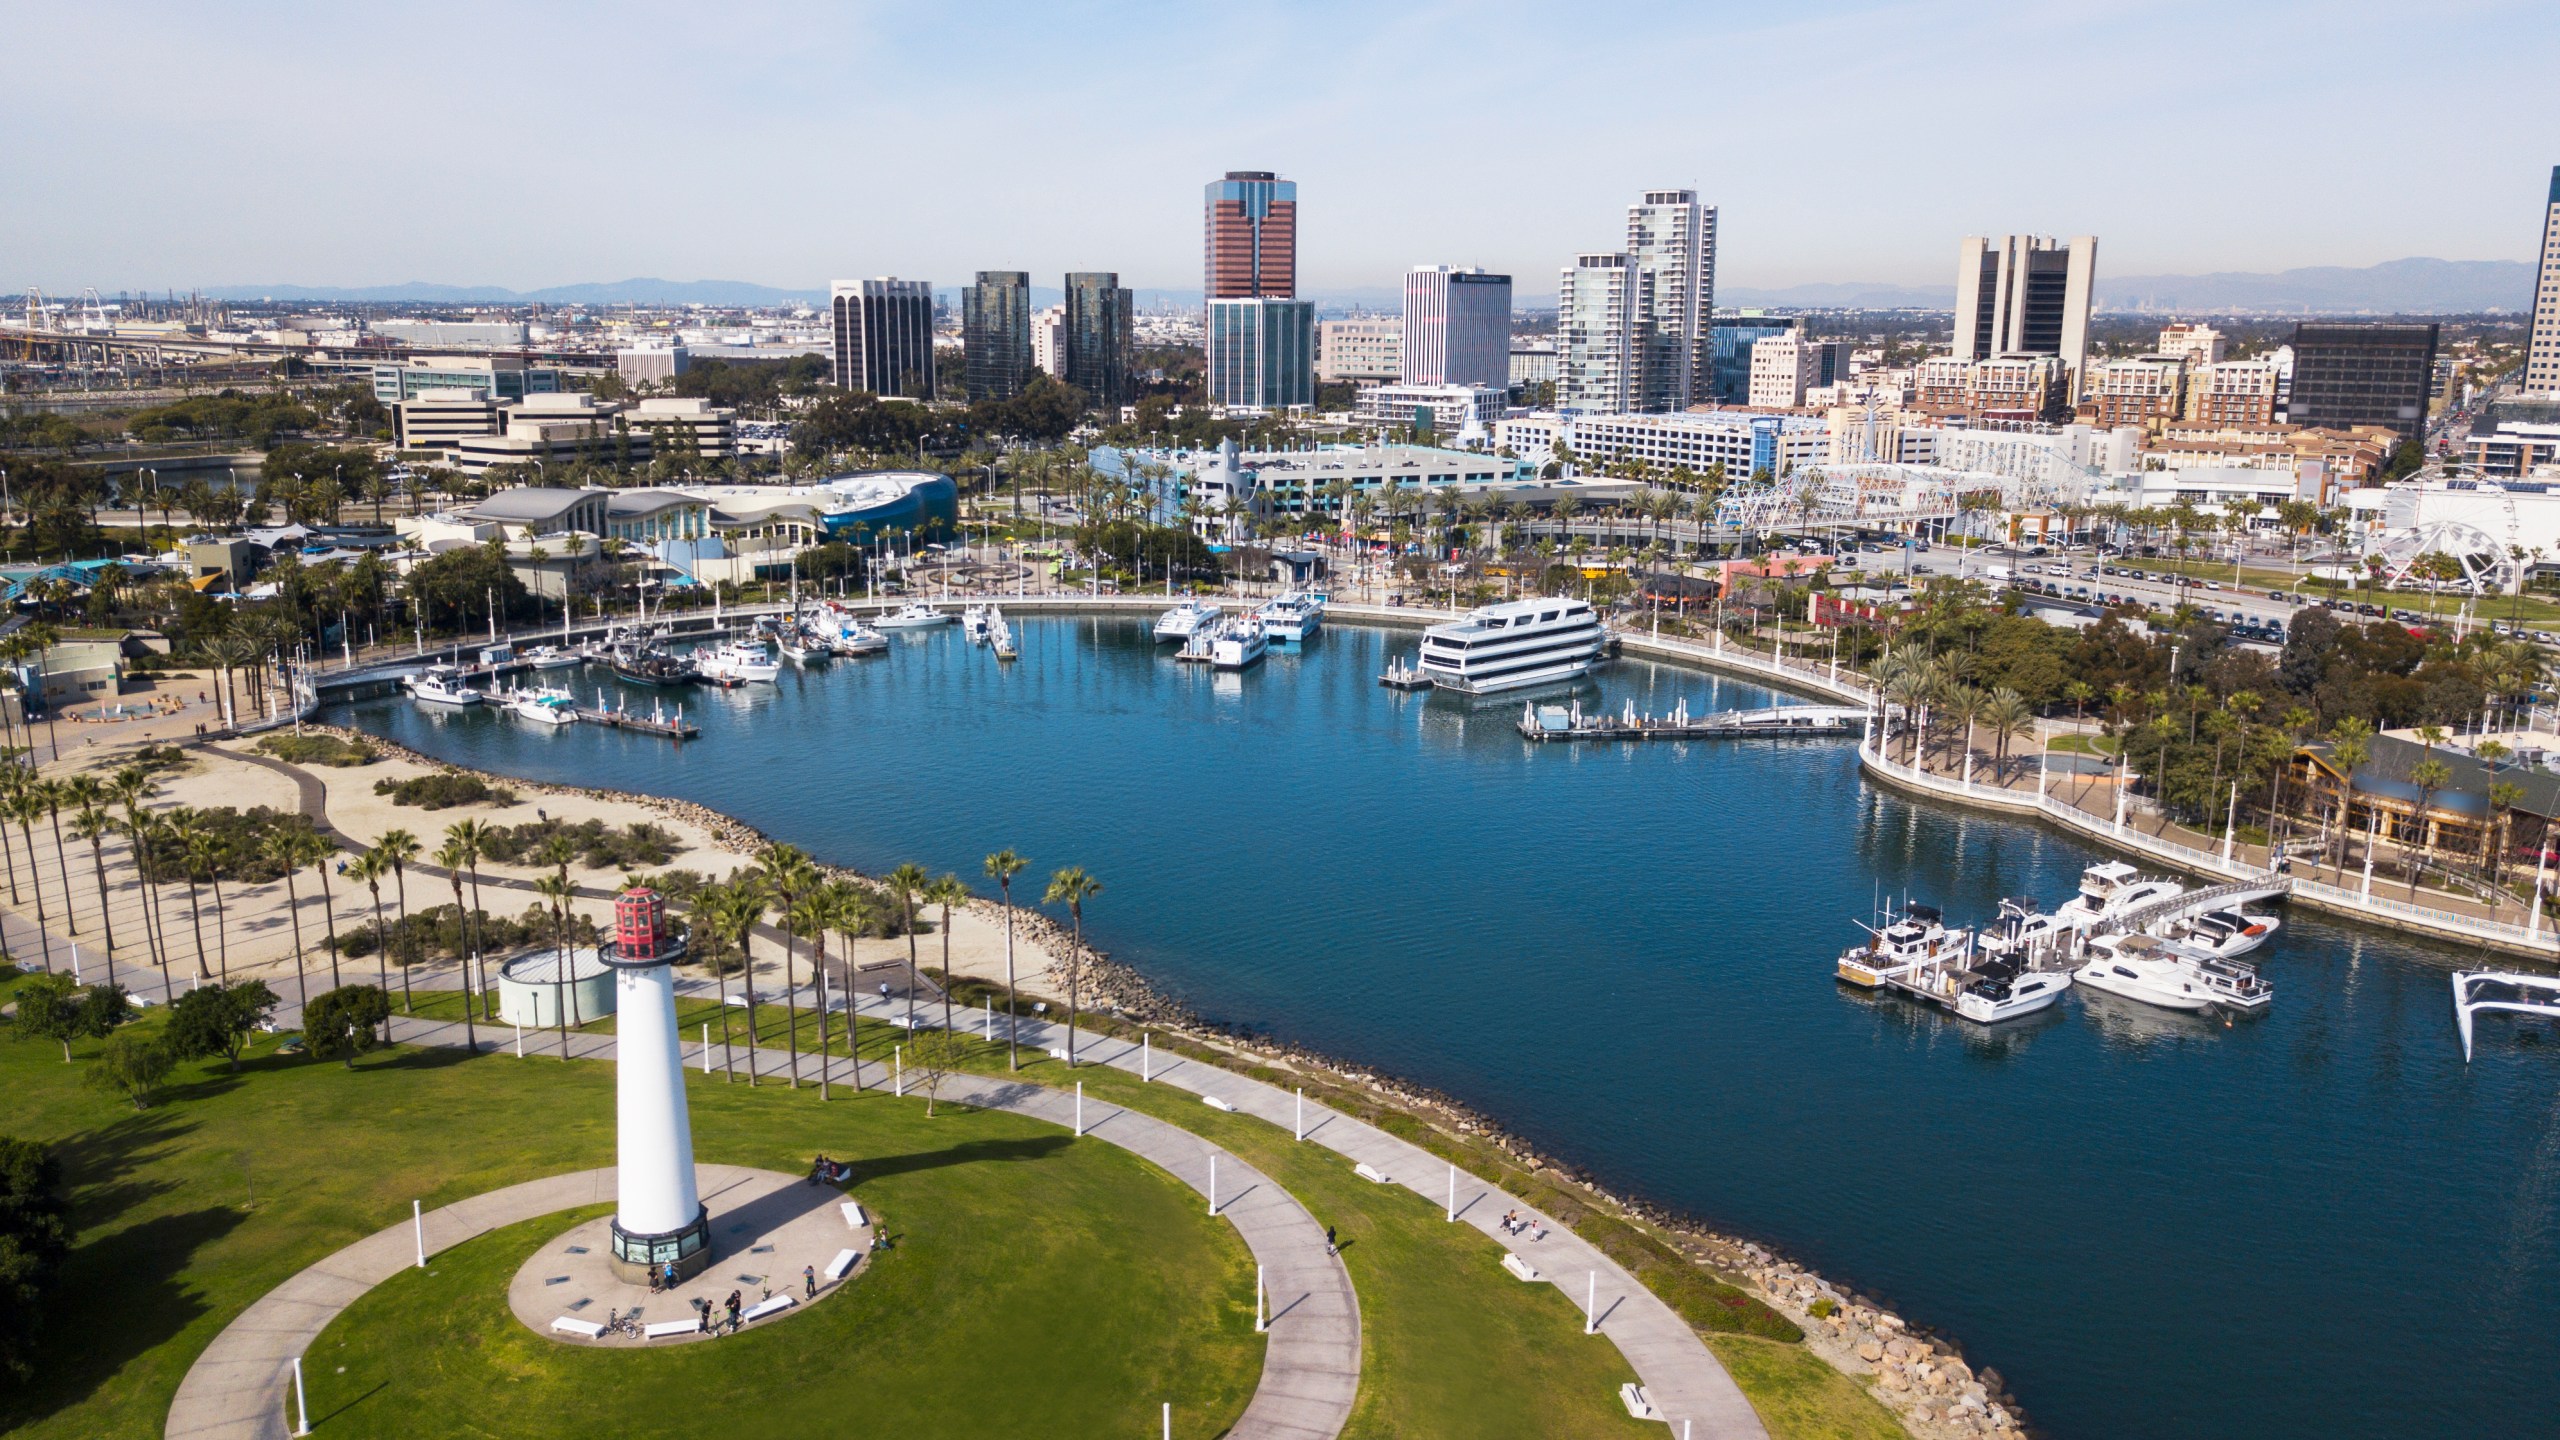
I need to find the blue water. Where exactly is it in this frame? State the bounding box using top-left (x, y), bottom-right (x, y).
top-left (340, 617), bottom-right (2559, 1439)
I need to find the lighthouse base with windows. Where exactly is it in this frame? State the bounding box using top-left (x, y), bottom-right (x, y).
top-left (598, 887), bottom-right (716, 1286)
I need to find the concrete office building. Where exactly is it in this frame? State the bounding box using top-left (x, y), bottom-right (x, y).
top-left (1204, 170), bottom-right (1297, 299)
top-left (1626, 190), bottom-right (1716, 409)
top-left (372, 355), bottom-right (561, 405)
top-left (2529, 167), bottom-right (2560, 396)
top-left (1508, 341), bottom-right (1559, 388)
top-left (394, 390), bottom-right (502, 452)
top-left (1318, 319), bottom-right (1403, 384)
top-left (1401, 266), bottom-right (1512, 390)
top-left (1557, 254), bottom-right (1646, 413)
top-left (1746, 332), bottom-right (1848, 409)
top-left (2085, 355), bottom-right (2189, 430)
top-left (1064, 272), bottom-right (1135, 410)
top-left (616, 344), bottom-right (690, 386)
top-left (2284, 322), bottom-right (2438, 440)
top-left (962, 271), bottom-right (1033, 401)
top-left (830, 278), bottom-right (937, 398)
top-left (1032, 306), bottom-right (1068, 378)
top-left (629, 396), bottom-right (737, 460)
top-left (2186, 359), bottom-right (2281, 426)
top-left (1497, 410), bottom-right (1828, 480)
top-left (373, 319), bottom-right (529, 349)
top-left (450, 395), bottom-right (651, 478)
top-left (2155, 323), bottom-right (2225, 368)
top-left (1352, 383), bottom-right (1508, 441)
top-left (1206, 299), bottom-right (1315, 411)
top-left (1952, 235), bottom-right (2098, 393)
top-left (1710, 314), bottom-right (1799, 405)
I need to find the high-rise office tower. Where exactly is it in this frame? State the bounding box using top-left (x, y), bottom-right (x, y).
top-left (830, 278), bottom-right (937, 399)
top-left (1951, 236), bottom-right (2097, 394)
top-left (1204, 170), bottom-right (1298, 299)
top-left (1708, 314), bottom-right (1800, 405)
top-left (1032, 306), bottom-right (1068, 378)
top-left (1063, 272), bottom-right (1135, 410)
top-left (2285, 322), bottom-right (2439, 440)
top-left (2527, 166), bottom-right (2560, 396)
top-left (1626, 190), bottom-right (1717, 409)
top-left (1206, 299), bottom-right (1315, 411)
top-left (961, 271), bottom-right (1032, 401)
top-left (1401, 266), bottom-right (1512, 390)
top-left (1557, 254), bottom-right (1646, 413)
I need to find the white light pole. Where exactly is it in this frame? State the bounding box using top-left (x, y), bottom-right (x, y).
top-left (291, 1355), bottom-right (310, 1435)
top-left (1585, 1271), bottom-right (1598, 1334)
top-left (413, 1200), bottom-right (425, 1268)
top-left (1074, 1081), bottom-right (1083, 1137)
top-left (1255, 1264), bottom-right (1265, 1332)
top-left (1208, 1154), bottom-right (1217, 1215)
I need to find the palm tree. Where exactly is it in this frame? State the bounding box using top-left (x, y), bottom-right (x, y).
top-left (108, 768), bottom-right (167, 975)
top-left (430, 835), bottom-right (480, 1054)
top-left (886, 861), bottom-right (929, 1031)
top-left (2406, 757), bottom-right (2453, 899)
top-left (2328, 722), bottom-right (2373, 875)
top-left (353, 848), bottom-right (399, 1011)
top-left (684, 879), bottom-right (741, 1084)
top-left (1983, 687), bottom-right (2036, 782)
top-left (0, 770), bottom-right (24, 907)
top-left (309, 836), bottom-right (346, 990)
top-left (164, 808), bottom-right (211, 982)
top-left (69, 803), bottom-right (120, 986)
top-left (442, 819), bottom-right (495, 1018)
top-left (377, 827), bottom-right (421, 995)
top-left (724, 874), bottom-right (769, 1086)
top-left (45, 777), bottom-right (84, 937)
top-left (262, 829), bottom-right (324, 1012)
top-left (829, 885), bottom-right (878, 1093)
top-left (984, 846), bottom-right (1029, 1070)
top-left (754, 844), bottom-right (821, 1088)
top-left (800, 878), bottom-right (860, 1100)
top-left (1042, 867), bottom-right (1101, 1067)
top-left (533, 872), bottom-right (575, 1060)
top-left (5, 788), bottom-right (54, 974)
top-left (928, 873), bottom-right (968, 1033)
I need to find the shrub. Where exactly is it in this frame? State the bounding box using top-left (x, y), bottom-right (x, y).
top-left (256, 734), bottom-right (376, 767)
top-left (0, 1136), bottom-right (69, 1380)
top-left (136, 807), bottom-right (318, 885)
top-left (372, 772), bottom-right (516, 810)
top-left (480, 817), bottom-right (677, 870)
top-left (86, 1031), bottom-right (173, 1109)
top-left (305, 984), bottom-right (392, 1067)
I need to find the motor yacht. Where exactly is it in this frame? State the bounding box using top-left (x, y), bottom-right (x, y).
top-left (1258, 591), bottom-right (1324, 647)
top-left (404, 667), bottom-right (484, 708)
top-left (962, 605), bottom-right (994, 644)
top-left (990, 607), bottom-right (1018, 662)
top-left (695, 639), bottom-right (781, 686)
top-left (509, 686), bottom-right (580, 726)
top-left (2071, 933), bottom-right (2217, 1012)
top-left (2159, 907), bottom-right (2281, 959)
top-left (1417, 596), bottom-right (1606, 694)
top-left (1970, 897), bottom-right (2077, 967)
top-left (1208, 614), bottom-right (1267, 669)
top-left (1837, 904), bottom-right (1959, 988)
top-left (1952, 965), bottom-right (2072, 1023)
top-left (523, 645), bottom-right (582, 672)
top-left (2050, 861), bottom-right (2185, 930)
top-left (830, 622), bottom-right (889, 656)
top-left (878, 602), bottom-right (954, 629)
top-left (1154, 599), bottom-right (1224, 644)
top-left (2189, 952), bottom-right (2274, 1011)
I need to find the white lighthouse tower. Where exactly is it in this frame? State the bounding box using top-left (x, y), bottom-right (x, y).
top-left (601, 889), bottom-right (712, 1284)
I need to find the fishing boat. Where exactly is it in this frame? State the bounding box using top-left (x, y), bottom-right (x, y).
top-left (877, 602), bottom-right (954, 629)
top-left (830, 621), bottom-right (889, 656)
top-left (606, 625), bottom-right (698, 687)
top-left (695, 638), bottom-right (781, 686)
top-left (2071, 933), bottom-right (2218, 1012)
top-left (508, 686), bottom-right (580, 726)
top-left (404, 667), bottom-right (484, 708)
top-left (523, 644), bottom-right (582, 672)
top-left (1951, 965), bottom-right (2072, 1023)
top-left (1154, 599), bottom-right (1223, 644)
top-left (777, 626), bottom-right (828, 666)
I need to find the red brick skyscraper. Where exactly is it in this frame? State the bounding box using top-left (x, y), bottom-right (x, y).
top-left (1204, 170), bottom-right (1297, 299)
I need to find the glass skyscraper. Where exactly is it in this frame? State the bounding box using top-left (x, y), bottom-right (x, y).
top-left (962, 271), bottom-right (1032, 402)
top-left (1064, 272), bottom-right (1135, 410)
top-left (1206, 299), bottom-right (1315, 412)
top-left (1203, 171), bottom-right (1298, 299)
top-left (830, 278), bottom-right (936, 399)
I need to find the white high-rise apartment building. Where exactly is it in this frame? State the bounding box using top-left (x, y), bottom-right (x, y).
top-left (1557, 254), bottom-right (1644, 413)
top-left (1032, 305), bottom-right (1068, 378)
top-left (1951, 235), bottom-right (2097, 396)
top-left (1747, 332), bottom-right (1820, 409)
top-left (1401, 266), bottom-right (1512, 390)
top-left (2155, 322), bottom-right (2225, 369)
top-left (1625, 190), bottom-right (1716, 409)
top-left (2528, 166), bottom-right (2560, 396)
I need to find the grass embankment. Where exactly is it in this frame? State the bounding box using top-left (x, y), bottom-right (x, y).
top-left (2044, 732), bottom-right (2119, 756)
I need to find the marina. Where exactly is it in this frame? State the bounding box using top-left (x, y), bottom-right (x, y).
top-left (335, 614), bottom-right (2560, 1440)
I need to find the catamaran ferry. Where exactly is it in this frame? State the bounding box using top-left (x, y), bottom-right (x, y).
top-left (1417, 596), bottom-right (1605, 694)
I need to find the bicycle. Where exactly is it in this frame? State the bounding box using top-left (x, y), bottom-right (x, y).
top-left (603, 1309), bottom-right (644, 1340)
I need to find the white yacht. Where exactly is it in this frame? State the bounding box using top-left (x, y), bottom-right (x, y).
top-left (2160, 907), bottom-right (2281, 960)
top-left (962, 605), bottom-right (994, 644)
top-left (696, 639), bottom-right (781, 686)
top-left (1417, 596), bottom-right (1606, 695)
top-left (830, 621), bottom-right (889, 656)
top-left (2050, 862), bottom-right (2185, 930)
top-left (990, 607), bottom-right (1018, 662)
top-left (1837, 904), bottom-right (1959, 988)
top-left (1971, 898), bottom-right (2077, 968)
top-left (878, 602), bottom-right (954, 629)
top-left (405, 667), bottom-right (484, 708)
top-left (523, 645), bottom-right (582, 671)
top-left (509, 686), bottom-right (580, 726)
top-left (1154, 599), bottom-right (1223, 644)
top-left (778, 626), bottom-right (828, 665)
top-left (2188, 953), bottom-right (2275, 1011)
top-left (1258, 591), bottom-right (1324, 646)
top-left (1209, 614), bottom-right (1268, 670)
top-left (1952, 966), bottom-right (2072, 1023)
top-left (2072, 933), bottom-right (2217, 1012)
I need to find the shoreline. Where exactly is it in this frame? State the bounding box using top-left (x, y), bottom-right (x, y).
top-left (308, 710), bottom-right (2030, 1437)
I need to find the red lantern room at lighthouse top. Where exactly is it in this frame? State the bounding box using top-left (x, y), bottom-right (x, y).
top-left (616, 889), bottom-right (669, 964)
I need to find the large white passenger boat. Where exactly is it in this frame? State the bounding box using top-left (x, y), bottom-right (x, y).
top-left (878, 602), bottom-right (954, 629)
top-left (1154, 600), bottom-right (1223, 643)
top-left (1417, 596), bottom-right (1605, 695)
top-left (1258, 592), bottom-right (1324, 646)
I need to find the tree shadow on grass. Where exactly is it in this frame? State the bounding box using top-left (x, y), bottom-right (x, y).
top-left (840, 1135), bottom-right (1072, 1187)
top-left (0, 1206), bottom-right (244, 1431)
top-left (47, 1106), bottom-right (201, 1232)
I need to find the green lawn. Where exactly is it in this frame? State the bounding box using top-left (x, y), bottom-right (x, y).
top-left (2045, 732), bottom-right (2120, 756)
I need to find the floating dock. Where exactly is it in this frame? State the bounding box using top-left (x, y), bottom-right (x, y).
top-left (1518, 700), bottom-right (1866, 743)
top-left (581, 692), bottom-right (700, 741)
top-left (1378, 659), bottom-right (1433, 690)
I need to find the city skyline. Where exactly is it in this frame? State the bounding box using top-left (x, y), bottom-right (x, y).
top-left (6, 2), bottom-right (2557, 299)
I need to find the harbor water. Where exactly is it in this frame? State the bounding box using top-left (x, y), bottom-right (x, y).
top-left (339, 615), bottom-right (2558, 1439)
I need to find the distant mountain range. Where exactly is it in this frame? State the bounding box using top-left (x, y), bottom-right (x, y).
top-left (193, 256), bottom-right (2537, 316)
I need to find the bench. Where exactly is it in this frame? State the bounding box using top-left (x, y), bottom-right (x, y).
top-left (550, 1317), bottom-right (606, 1339)
top-left (1353, 1162), bottom-right (1389, 1184)
top-left (741, 1293), bottom-right (796, 1324)
top-left (1201, 1094), bottom-right (1236, 1113)
top-left (1047, 1046), bottom-right (1070, 1061)
top-left (1619, 1383), bottom-right (1660, 1421)
top-left (643, 1318), bottom-right (701, 1339)
top-left (824, 1248), bottom-right (859, 1281)
top-left (1501, 1252), bottom-right (1541, 1283)
top-left (839, 1200), bottom-right (869, 1230)
top-left (724, 994), bottom-right (752, 1008)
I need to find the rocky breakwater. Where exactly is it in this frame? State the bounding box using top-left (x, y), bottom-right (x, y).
top-left (1740, 1247), bottom-right (2029, 1438)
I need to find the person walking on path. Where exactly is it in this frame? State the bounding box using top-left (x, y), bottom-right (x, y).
top-left (803, 1264), bottom-right (817, 1299)
top-left (725, 1290), bottom-right (742, 1331)
top-left (1325, 1225), bottom-right (1337, 1256)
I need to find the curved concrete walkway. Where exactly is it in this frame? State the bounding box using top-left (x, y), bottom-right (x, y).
top-left (163, 1060), bottom-right (1359, 1440)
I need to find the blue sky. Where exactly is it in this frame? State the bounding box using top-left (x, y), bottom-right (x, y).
top-left (5, 0), bottom-right (2556, 297)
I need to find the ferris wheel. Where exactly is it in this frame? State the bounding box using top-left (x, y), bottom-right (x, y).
top-left (2370, 482), bottom-right (2519, 594)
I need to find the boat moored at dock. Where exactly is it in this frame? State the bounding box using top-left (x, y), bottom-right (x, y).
top-left (1154, 599), bottom-right (1223, 643)
top-left (1257, 591), bottom-right (1324, 647)
top-left (695, 638), bottom-right (780, 686)
top-left (508, 685), bottom-right (580, 726)
top-left (1418, 596), bottom-right (1605, 694)
top-left (404, 667), bottom-right (485, 707)
top-left (1208, 615), bottom-right (1268, 670)
top-left (878, 602), bottom-right (954, 629)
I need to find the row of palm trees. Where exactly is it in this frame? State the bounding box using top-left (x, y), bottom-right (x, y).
top-left (1869, 647), bottom-right (2038, 780)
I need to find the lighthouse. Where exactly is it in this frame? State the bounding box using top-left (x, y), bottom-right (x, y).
top-left (600, 889), bottom-right (712, 1284)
